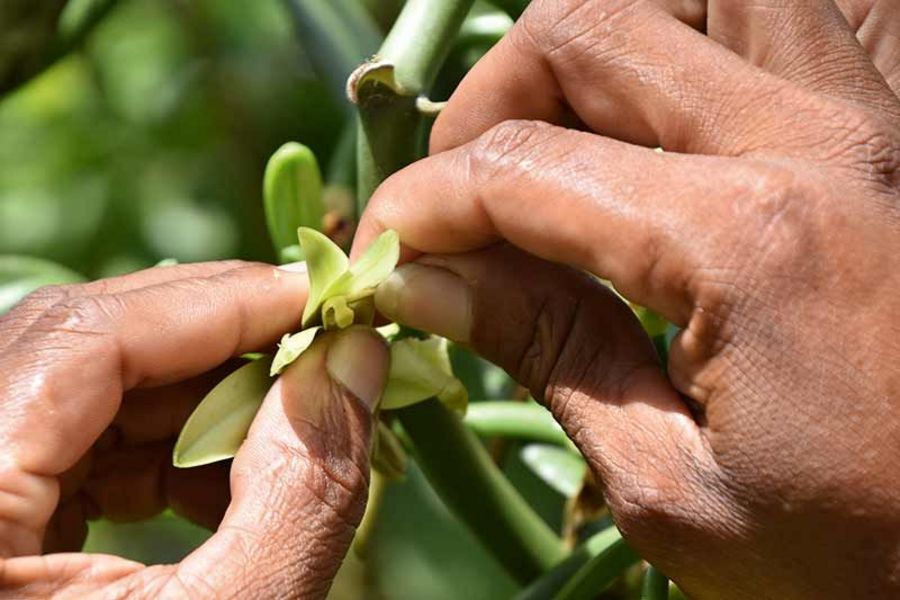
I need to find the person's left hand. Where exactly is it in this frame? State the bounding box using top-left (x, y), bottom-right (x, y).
top-left (0, 261), bottom-right (389, 598)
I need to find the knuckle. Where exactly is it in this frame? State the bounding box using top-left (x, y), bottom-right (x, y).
top-left (522, 0), bottom-right (632, 58)
top-left (7, 284), bottom-right (76, 318)
top-left (730, 165), bottom-right (816, 279)
top-left (818, 102), bottom-right (900, 186)
top-left (515, 285), bottom-right (585, 398)
top-left (39, 294), bottom-right (119, 334)
top-left (467, 120), bottom-right (558, 181)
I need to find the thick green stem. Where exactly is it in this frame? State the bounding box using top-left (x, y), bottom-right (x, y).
top-left (396, 399), bottom-right (566, 583)
top-left (351, 0), bottom-right (475, 213)
top-left (642, 565), bottom-right (669, 600)
top-left (515, 526), bottom-right (639, 600)
top-left (464, 401), bottom-right (574, 449)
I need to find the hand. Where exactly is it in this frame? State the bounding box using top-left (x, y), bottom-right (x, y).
top-left (354, 1), bottom-right (900, 598)
top-left (0, 261), bottom-right (389, 598)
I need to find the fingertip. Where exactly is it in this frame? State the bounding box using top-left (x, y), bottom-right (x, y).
top-left (326, 326), bottom-right (390, 412)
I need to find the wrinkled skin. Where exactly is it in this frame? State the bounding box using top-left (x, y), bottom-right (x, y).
top-left (357, 1), bottom-right (900, 598)
top-left (0, 261), bottom-right (389, 598)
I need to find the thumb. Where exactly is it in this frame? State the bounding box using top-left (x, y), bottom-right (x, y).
top-left (374, 245), bottom-right (719, 552)
top-left (176, 326), bottom-right (389, 598)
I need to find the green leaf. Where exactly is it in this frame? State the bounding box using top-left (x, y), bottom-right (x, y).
top-left (0, 255), bottom-right (85, 315)
top-left (173, 357), bottom-right (274, 468)
top-left (264, 143), bottom-right (325, 254)
top-left (519, 444), bottom-right (587, 498)
top-left (381, 337), bottom-right (468, 413)
top-left (270, 326), bottom-right (322, 376)
top-left (299, 228), bottom-right (348, 326)
top-left (342, 229), bottom-right (400, 295)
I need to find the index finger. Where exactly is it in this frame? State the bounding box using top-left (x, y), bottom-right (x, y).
top-left (2, 261), bottom-right (308, 489)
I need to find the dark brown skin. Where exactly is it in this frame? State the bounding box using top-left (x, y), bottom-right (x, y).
top-left (0, 261), bottom-right (389, 598)
top-left (357, 1), bottom-right (900, 598)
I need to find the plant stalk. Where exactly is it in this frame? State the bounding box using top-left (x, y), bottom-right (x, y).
top-left (351, 0), bottom-right (475, 214)
top-left (464, 401), bottom-right (576, 449)
top-left (642, 565), bottom-right (669, 600)
top-left (396, 399), bottom-right (566, 583)
top-left (515, 526), bottom-right (639, 600)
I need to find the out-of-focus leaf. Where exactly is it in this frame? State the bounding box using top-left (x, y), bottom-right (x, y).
top-left (263, 142), bottom-right (325, 253)
top-left (173, 357), bottom-right (274, 468)
top-left (0, 1), bottom-right (66, 94)
top-left (1, 0), bottom-right (122, 96)
top-left (515, 525), bottom-right (638, 600)
top-left (281, 0), bottom-right (381, 104)
top-left (270, 326), bottom-right (321, 376)
top-left (382, 337), bottom-right (468, 413)
top-left (279, 244), bottom-right (304, 264)
top-left (519, 444), bottom-right (587, 498)
top-left (0, 255), bottom-right (85, 315)
top-left (299, 227), bottom-right (348, 325)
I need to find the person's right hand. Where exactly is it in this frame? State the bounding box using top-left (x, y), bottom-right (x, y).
top-left (353, 1), bottom-right (900, 598)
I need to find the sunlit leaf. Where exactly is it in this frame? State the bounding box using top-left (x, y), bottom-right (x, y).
top-left (299, 228), bottom-right (348, 326)
top-left (270, 326), bottom-right (322, 376)
top-left (173, 357), bottom-right (274, 468)
top-left (382, 337), bottom-right (468, 413)
top-left (519, 444), bottom-right (587, 498)
top-left (342, 228), bottom-right (400, 295)
top-left (264, 143), bottom-right (325, 254)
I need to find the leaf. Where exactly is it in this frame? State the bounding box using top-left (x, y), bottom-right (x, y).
top-left (173, 357), bottom-right (274, 468)
top-left (519, 444), bottom-right (587, 498)
top-left (316, 228), bottom-right (400, 303)
top-left (381, 337), bottom-right (468, 413)
top-left (343, 229), bottom-right (400, 295)
top-left (264, 143), bottom-right (325, 254)
top-left (0, 255), bottom-right (85, 315)
top-left (299, 228), bottom-right (348, 326)
top-left (270, 326), bottom-right (322, 376)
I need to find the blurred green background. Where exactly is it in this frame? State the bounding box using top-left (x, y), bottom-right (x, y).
top-left (0, 1), bottom-right (565, 598)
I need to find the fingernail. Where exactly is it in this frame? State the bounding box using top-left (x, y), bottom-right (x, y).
top-left (326, 327), bottom-right (390, 412)
top-left (374, 263), bottom-right (471, 342)
top-left (277, 261), bottom-right (308, 273)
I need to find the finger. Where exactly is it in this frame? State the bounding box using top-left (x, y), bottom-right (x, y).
top-left (0, 328), bottom-right (388, 598)
top-left (707, 0), bottom-right (900, 118)
top-left (0, 261), bottom-right (257, 356)
top-left (840, 0), bottom-right (900, 95)
top-left (357, 121), bottom-right (788, 323)
top-left (164, 461), bottom-right (231, 531)
top-left (115, 361), bottom-right (241, 444)
top-left (0, 553), bottom-right (144, 598)
top-left (169, 327), bottom-right (388, 598)
top-left (430, 0), bottom-right (795, 156)
top-left (0, 262), bottom-right (308, 556)
top-left (374, 247), bottom-right (727, 557)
